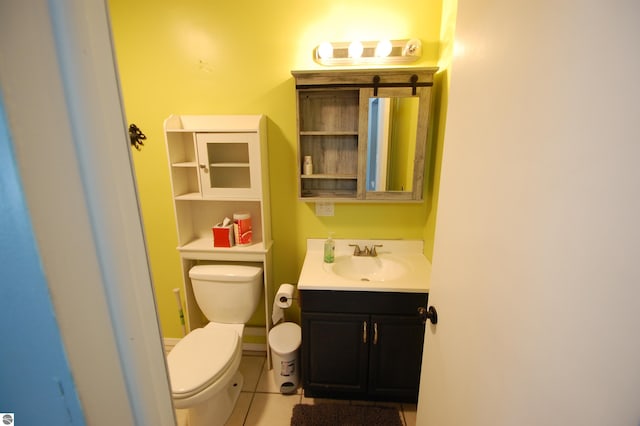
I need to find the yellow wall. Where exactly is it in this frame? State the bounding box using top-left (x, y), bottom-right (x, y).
top-left (109, 0), bottom-right (449, 338)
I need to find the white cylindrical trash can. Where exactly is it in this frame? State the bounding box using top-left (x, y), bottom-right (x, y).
top-left (268, 322), bottom-right (301, 394)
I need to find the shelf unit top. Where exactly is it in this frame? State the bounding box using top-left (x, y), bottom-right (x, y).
top-left (177, 238), bottom-right (273, 261)
top-left (291, 67), bottom-right (439, 86)
top-left (164, 114), bottom-right (264, 132)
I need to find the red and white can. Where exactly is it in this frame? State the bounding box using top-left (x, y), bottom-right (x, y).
top-left (233, 212), bottom-right (252, 245)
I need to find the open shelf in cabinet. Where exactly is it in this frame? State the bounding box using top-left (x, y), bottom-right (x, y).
top-left (300, 136), bottom-right (358, 172)
top-left (170, 168), bottom-right (200, 198)
top-left (296, 88), bottom-right (360, 199)
top-left (298, 90), bottom-right (359, 133)
top-left (173, 199), bottom-right (265, 246)
top-left (300, 175), bottom-right (357, 199)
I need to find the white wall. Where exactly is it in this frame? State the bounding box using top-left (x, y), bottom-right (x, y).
top-left (0, 1), bottom-right (175, 424)
top-left (419, 0), bottom-right (640, 425)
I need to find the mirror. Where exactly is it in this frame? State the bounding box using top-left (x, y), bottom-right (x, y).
top-left (359, 83), bottom-right (431, 201)
top-left (366, 97), bottom-right (420, 192)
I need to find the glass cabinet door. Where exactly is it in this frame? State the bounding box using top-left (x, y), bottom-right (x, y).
top-left (195, 132), bottom-right (261, 199)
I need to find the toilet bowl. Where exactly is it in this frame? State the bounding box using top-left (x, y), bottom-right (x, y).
top-left (168, 323), bottom-right (244, 426)
top-left (167, 264), bottom-right (263, 426)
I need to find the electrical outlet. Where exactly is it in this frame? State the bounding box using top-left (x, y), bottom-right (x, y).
top-left (315, 202), bottom-right (335, 216)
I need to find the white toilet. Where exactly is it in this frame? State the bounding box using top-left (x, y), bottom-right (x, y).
top-left (167, 264), bottom-right (263, 426)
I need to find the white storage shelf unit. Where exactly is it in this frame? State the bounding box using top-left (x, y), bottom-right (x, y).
top-left (164, 114), bottom-right (273, 345)
top-left (164, 114), bottom-right (272, 259)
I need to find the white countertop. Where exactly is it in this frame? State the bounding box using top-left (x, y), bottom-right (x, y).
top-left (298, 239), bottom-right (431, 293)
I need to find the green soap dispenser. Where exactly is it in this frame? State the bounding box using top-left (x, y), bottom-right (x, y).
top-left (324, 233), bottom-right (335, 263)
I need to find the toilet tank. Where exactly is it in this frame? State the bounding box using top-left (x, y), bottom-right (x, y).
top-left (189, 265), bottom-right (263, 324)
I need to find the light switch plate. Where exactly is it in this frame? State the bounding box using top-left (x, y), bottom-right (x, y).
top-left (315, 202), bottom-right (335, 216)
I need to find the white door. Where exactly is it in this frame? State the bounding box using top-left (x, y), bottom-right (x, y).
top-left (1, 1), bottom-right (174, 424)
top-left (417, 1), bottom-right (640, 425)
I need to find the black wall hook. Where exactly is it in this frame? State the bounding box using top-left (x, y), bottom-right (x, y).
top-left (129, 123), bottom-right (147, 151)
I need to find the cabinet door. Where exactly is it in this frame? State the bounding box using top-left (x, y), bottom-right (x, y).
top-left (302, 312), bottom-right (369, 397)
top-left (196, 132), bottom-right (261, 199)
top-left (369, 315), bottom-right (425, 402)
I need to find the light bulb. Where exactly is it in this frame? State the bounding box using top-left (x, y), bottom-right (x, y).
top-left (317, 41), bottom-right (334, 59)
top-left (375, 40), bottom-right (393, 57)
top-left (348, 41), bottom-right (364, 58)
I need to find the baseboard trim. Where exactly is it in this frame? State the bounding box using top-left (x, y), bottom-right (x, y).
top-left (163, 337), bottom-right (181, 353)
top-left (243, 343), bottom-right (267, 352)
top-left (244, 326), bottom-right (266, 337)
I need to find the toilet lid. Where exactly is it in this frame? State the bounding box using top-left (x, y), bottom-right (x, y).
top-left (167, 326), bottom-right (239, 397)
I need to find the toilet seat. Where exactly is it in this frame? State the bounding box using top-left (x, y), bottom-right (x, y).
top-left (168, 326), bottom-right (239, 398)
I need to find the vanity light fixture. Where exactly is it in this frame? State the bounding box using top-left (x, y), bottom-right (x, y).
top-left (313, 39), bottom-right (422, 66)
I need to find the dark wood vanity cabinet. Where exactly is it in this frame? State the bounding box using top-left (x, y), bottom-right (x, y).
top-left (300, 290), bottom-right (428, 402)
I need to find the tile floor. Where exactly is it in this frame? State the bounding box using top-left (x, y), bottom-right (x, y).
top-left (175, 351), bottom-right (417, 426)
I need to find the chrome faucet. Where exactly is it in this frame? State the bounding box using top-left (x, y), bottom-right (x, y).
top-left (369, 244), bottom-right (383, 257)
top-left (348, 244), bottom-right (363, 256)
top-left (349, 244), bottom-right (383, 257)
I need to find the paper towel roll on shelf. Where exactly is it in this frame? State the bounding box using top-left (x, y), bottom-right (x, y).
top-left (272, 283), bottom-right (295, 325)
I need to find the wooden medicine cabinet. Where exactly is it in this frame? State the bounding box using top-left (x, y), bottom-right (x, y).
top-left (292, 67), bottom-right (438, 202)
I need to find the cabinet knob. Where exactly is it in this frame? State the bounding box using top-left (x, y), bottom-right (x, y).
top-left (199, 164), bottom-right (208, 172)
top-left (418, 306), bottom-right (438, 325)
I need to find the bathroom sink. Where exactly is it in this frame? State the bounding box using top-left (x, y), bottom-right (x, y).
top-left (298, 239), bottom-right (431, 292)
top-left (325, 254), bottom-right (410, 282)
